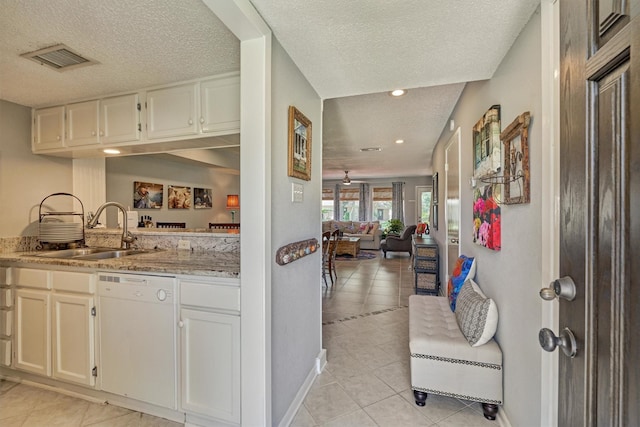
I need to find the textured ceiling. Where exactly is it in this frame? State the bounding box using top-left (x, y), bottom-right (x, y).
top-left (0, 0), bottom-right (240, 108)
top-left (323, 84), bottom-right (465, 179)
top-left (0, 0), bottom-right (539, 180)
top-left (250, 0), bottom-right (540, 179)
top-left (250, 0), bottom-right (540, 99)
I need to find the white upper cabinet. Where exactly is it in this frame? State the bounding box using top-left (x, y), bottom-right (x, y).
top-left (66, 100), bottom-right (100, 147)
top-left (33, 106), bottom-right (65, 150)
top-left (100, 93), bottom-right (141, 144)
top-left (31, 72), bottom-right (239, 154)
top-left (200, 75), bottom-right (240, 134)
top-left (146, 83), bottom-right (199, 139)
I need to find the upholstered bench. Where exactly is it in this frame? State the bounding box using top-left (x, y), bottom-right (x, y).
top-left (409, 279), bottom-right (503, 420)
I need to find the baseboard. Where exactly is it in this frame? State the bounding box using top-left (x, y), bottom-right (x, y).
top-left (497, 407), bottom-right (513, 427)
top-left (277, 349), bottom-right (326, 427)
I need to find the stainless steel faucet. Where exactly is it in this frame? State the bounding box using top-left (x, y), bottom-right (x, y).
top-left (87, 202), bottom-right (136, 249)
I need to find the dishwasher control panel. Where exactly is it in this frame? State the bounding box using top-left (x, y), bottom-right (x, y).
top-left (97, 273), bottom-right (175, 304)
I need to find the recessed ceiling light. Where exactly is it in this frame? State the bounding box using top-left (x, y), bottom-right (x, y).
top-left (395, 139), bottom-right (404, 144)
top-left (103, 149), bottom-right (120, 154)
top-left (390, 89), bottom-right (407, 97)
top-left (360, 147), bottom-right (382, 152)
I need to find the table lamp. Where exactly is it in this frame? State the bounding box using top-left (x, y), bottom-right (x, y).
top-left (226, 194), bottom-right (239, 223)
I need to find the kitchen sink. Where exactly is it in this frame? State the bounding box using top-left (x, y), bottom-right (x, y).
top-left (29, 248), bottom-right (160, 260)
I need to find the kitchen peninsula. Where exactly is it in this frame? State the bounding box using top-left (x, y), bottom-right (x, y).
top-left (0, 227), bottom-right (241, 426)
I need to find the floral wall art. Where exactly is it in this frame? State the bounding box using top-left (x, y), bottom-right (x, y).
top-left (472, 181), bottom-right (501, 251)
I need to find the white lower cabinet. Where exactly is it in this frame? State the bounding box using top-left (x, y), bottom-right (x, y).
top-left (15, 289), bottom-right (51, 376)
top-left (180, 279), bottom-right (240, 425)
top-left (13, 268), bottom-right (96, 387)
top-left (51, 293), bottom-right (95, 386)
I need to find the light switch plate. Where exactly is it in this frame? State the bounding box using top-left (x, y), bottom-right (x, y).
top-left (292, 183), bottom-right (303, 203)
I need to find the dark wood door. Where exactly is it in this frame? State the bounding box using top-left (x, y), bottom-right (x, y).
top-left (560, 1), bottom-right (640, 425)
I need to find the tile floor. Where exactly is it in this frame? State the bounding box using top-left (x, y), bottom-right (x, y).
top-left (292, 251), bottom-right (496, 426)
top-left (0, 378), bottom-right (182, 426)
top-left (0, 250), bottom-right (495, 426)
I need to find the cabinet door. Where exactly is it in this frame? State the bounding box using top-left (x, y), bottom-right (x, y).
top-left (200, 76), bottom-right (240, 134)
top-left (101, 93), bottom-right (140, 144)
top-left (33, 106), bottom-right (65, 150)
top-left (147, 83), bottom-right (199, 139)
top-left (15, 289), bottom-right (51, 376)
top-left (181, 308), bottom-right (240, 423)
top-left (66, 100), bottom-right (100, 146)
top-left (52, 293), bottom-right (95, 386)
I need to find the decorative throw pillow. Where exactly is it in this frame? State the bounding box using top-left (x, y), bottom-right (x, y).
top-left (367, 223), bottom-right (379, 234)
top-left (358, 222), bottom-right (369, 233)
top-left (447, 255), bottom-right (477, 311)
top-left (455, 279), bottom-right (498, 347)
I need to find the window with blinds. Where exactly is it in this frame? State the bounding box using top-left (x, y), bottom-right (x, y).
top-left (322, 188), bottom-right (334, 220)
top-left (373, 187), bottom-right (392, 222)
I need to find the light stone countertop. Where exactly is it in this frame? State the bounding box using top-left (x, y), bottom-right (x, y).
top-left (0, 249), bottom-right (240, 278)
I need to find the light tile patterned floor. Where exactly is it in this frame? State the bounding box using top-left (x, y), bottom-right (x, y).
top-left (0, 251), bottom-right (495, 426)
top-left (0, 379), bottom-right (182, 426)
top-left (293, 251), bottom-right (496, 426)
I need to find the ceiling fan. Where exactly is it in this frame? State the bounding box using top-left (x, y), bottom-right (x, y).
top-left (342, 170), bottom-right (352, 185)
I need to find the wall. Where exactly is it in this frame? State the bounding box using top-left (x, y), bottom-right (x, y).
top-left (105, 155), bottom-right (239, 228)
top-left (323, 176), bottom-right (431, 225)
top-left (270, 37), bottom-right (322, 425)
top-left (0, 99), bottom-right (73, 237)
top-left (430, 8), bottom-right (542, 426)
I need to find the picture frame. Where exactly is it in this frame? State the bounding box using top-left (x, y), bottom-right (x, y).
top-left (193, 188), bottom-right (213, 209)
top-left (501, 112), bottom-right (531, 204)
top-left (168, 185), bottom-right (192, 209)
top-left (288, 106), bottom-right (312, 181)
top-left (133, 182), bottom-right (163, 209)
top-left (473, 105), bottom-right (501, 178)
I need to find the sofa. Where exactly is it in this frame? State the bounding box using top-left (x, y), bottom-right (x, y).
top-left (322, 220), bottom-right (382, 250)
top-left (409, 279), bottom-right (502, 420)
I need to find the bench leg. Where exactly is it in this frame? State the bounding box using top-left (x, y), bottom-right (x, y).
top-left (481, 403), bottom-right (499, 420)
top-left (413, 390), bottom-right (428, 406)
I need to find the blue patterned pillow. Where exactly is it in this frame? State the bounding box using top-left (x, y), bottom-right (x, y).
top-left (447, 255), bottom-right (476, 311)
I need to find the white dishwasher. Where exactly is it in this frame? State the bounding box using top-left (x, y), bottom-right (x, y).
top-left (97, 272), bottom-right (177, 409)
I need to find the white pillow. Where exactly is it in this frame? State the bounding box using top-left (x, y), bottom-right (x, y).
top-left (455, 279), bottom-right (498, 347)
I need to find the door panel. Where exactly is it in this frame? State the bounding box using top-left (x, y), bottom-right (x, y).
top-left (445, 129), bottom-right (460, 277)
top-left (559, 1), bottom-right (639, 425)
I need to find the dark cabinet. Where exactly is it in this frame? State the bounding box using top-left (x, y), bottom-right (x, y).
top-left (412, 236), bottom-right (440, 295)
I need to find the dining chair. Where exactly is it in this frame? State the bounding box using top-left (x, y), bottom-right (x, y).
top-left (328, 229), bottom-right (340, 284)
top-left (322, 231), bottom-right (331, 286)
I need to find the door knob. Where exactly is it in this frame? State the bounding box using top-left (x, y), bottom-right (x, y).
top-left (539, 327), bottom-right (577, 358)
top-left (540, 276), bottom-right (576, 301)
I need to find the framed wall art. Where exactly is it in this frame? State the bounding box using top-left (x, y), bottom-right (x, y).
top-left (133, 182), bottom-right (163, 209)
top-left (288, 106), bottom-right (312, 181)
top-left (193, 188), bottom-right (213, 209)
top-left (473, 105), bottom-right (501, 178)
top-left (168, 185), bottom-right (192, 209)
top-left (501, 112), bottom-right (531, 205)
top-left (472, 182), bottom-right (501, 251)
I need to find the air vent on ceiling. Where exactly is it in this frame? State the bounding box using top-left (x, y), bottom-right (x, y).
top-left (21, 44), bottom-right (98, 71)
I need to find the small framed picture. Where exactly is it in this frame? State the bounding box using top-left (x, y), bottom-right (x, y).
top-left (194, 188), bottom-right (213, 209)
top-left (168, 185), bottom-right (192, 209)
top-left (288, 106), bottom-right (312, 181)
top-left (133, 182), bottom-right (163, 209)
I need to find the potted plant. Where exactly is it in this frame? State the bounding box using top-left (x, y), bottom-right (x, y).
top-left (384, 219), bottom-right (404, 238)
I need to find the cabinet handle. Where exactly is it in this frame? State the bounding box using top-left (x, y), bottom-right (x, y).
top-left (200, 117), bottom-right (205, 124)
top-left (56, 135), bottom-right (61, 141)
top-left (99, 130), bottom-right (104, 137)
top-left (91, 131), bottom-right (96, 136)
top-left (188, 119), bottom-right (193, 125)
top-left (178, 320), bottom-right (184, 328)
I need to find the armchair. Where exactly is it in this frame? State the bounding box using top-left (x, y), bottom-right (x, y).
top-left (381, 225), bottom-right (417, 258)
